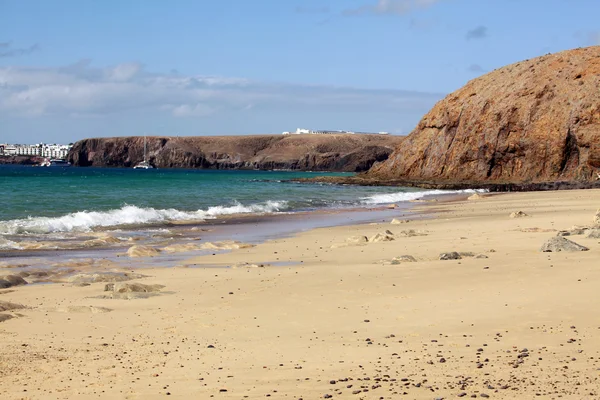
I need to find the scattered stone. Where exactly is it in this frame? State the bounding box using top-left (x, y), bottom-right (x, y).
top-left (458, 252), bottom-right (476, 257)
top-left (0, 314), bottom-right (14, 322)
top-left (475, 254), bottom-right (489, 259)
top-left (468, 193), bottom-right (485, 200)
top-left (58, 306), bottom-right (113, 314)
top-left (510, 211), bottom-right (529, 218)
top-left (557, 228), bottom-right (587, 236)
top-left (126, 245), bottom-right (161, 258)
top-left (0, 300), bottom-right (26, 312)
top-left (519, 227), bottom-right (556, 233)
top-left (540, 236), bottom-right (589, 252)
top-left (398, 229), bottom-right (428, 237)
top-left (103, 282), bottom-right (166, 299)
top-left (368, 233), bottom-right (395, 243)
top-left (66, 272), bottom-right (146, 284)
top-left (105, 282), bottom-right (165, 293)
top-left (593, 209), bottom-right (600, 225)
top-left (585, 229), bottom-right (600, 239)
top-left (390, 255), bottom-right (417, 264)
top-left (233, 262), bottom-right (267, 268)
top-left (439, 252), bottom-right (462, 260)
top-left (390, 218), bottom-right (410, 225)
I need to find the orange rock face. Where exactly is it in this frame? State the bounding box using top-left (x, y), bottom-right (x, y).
top-left (369, 46), bottom-right (600, 183)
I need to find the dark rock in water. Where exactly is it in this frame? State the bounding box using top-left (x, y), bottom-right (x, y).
top-left (0, 275), bottom-right (28, 288)
top-left (540, 236), bottom-right (589, 252)
top-left (439, 252), bottom-right (462, 260)
top-left (366, 46), bottom-right (600, 184)
top-left (68, 134), bottom-right (403, 172)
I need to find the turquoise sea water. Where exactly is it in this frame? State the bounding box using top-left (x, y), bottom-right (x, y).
top-left (1, 165), bottom-right (478, 245)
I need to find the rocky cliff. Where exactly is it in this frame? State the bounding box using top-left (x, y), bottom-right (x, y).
top-left (367, 46), bottom-right (600, 184)
top-left (68, 134), bottom-right (403, 172)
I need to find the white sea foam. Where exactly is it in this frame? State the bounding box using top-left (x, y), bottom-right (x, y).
top-left (0, 237), bottom-right (23, 250)
top-left (361, 189), bottom-right (486, 205)
top-left (0, 201), bottom-right (287, 235)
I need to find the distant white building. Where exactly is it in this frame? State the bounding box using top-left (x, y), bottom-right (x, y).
top-left (282, 128), bottom-right (388, 135)
top-left (0, 143), bottom-right (72, 158)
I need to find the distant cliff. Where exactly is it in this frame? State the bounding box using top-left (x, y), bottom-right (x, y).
top-left (0, 155), bottom-right (43, 165)
top-left (68, 134), bottom-right (403, 172)
top-left (366, 46), bottom-right (600, 184)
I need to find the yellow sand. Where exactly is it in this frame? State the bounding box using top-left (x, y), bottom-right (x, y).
top-left (1, 189), bottom-right (600, 399)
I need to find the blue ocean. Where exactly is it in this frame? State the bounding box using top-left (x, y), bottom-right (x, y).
top-left (0, 165), bottom-right (478, 249)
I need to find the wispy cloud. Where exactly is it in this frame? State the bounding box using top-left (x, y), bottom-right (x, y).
top-left (0, 42), bottom-right (41, 58)
top-left (467, 64), bottom-right (485, 73)
top-left (465, 26), bottom-right (488, 40)
top-left (0, 61), bottom-right (444, 118)
top-left (343, 0), bottom-right (441, 16)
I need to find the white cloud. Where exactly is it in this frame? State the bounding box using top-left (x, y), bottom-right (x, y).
top-left (106, 62), bottom-right (142, 82)
top-left (171, 103), bottom-right (215, 117)
top-left (344, 0), bottom-right (442, 16)
top-left (0, 61), bottom-right (443, 119)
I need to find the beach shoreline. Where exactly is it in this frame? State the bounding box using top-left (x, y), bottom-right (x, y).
top-left (1, 189), bottom-right (599, 399)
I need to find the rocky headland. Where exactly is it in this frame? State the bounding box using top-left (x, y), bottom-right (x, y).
top-left (309, 46), bottom-right (600, 189)
top-left (67, 134), bottom-right (403, 172)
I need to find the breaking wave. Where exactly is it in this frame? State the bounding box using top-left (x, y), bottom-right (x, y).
top-left (361, 189), bottom-right (486, 205)
top-left (0, 201), bottom-right (287, 235)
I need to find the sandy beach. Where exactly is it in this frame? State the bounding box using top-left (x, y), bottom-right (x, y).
top-left (1, 189), bottom-right (600, 399)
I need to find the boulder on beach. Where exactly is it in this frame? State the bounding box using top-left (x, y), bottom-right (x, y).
top-left (0, 275), bottom-right (28, 289)
top-left (103, 282), bottom-right (166, 299)
top-left (439, 252), bottom-right (462, 260)
top-left (510, 211), bottom-right (529, 218)
top-left (126, 245), bottom-right (161, 257)
top-left (557, 228), bottom-right (587, 237)
top-left (585, 229), bottom-right (600, 239)
top-left (66, 272), bottom-right (146, 285)
top-left (105, 282), bottom-right (165, 293)
top-left (0, 300), bottom-right (26, 312)
top-left (541, 236), bottom-right (589, 252)
top-left (368, 233), bottom-right (395, 243)
top-left (391, 255), bottom-right (417, 264)
top-left (390, 218), bottom-right (410, 225)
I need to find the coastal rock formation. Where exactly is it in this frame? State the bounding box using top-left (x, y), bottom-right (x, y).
top-left (368, 46), bottom-right (600, 184)
top-left (68, 134), bottom-right (403, 172)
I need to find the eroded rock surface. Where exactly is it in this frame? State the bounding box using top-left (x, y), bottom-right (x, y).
top-left (367, 46), bottom-right (600, 184)
top-left (68, 134), bottom-right (403, 172)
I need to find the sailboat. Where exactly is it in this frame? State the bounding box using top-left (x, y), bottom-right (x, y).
top-left (133, 135), bottom-right (154, 169)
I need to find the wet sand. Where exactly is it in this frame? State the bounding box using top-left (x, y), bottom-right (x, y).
top-left (1, 189), bottom-right (600, 399)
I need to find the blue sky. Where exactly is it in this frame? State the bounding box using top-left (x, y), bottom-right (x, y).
top-left (1, 0), bottom-right (599, 143)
